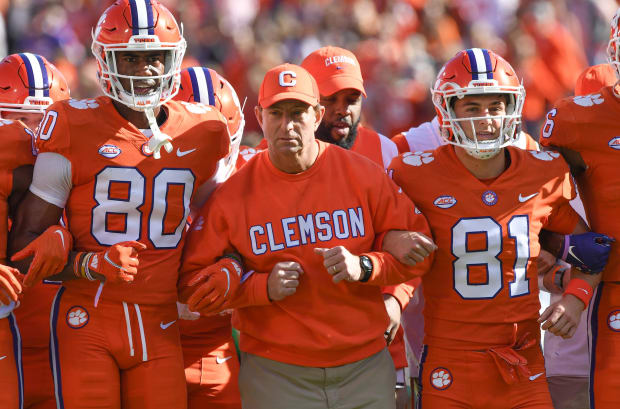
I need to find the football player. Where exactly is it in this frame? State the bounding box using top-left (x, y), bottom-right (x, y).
top-left (0, 52), bottom-right (70, 409)
top-left (173, 66), bottom-right (244, 409)
top-left (8, 1), bottom-right (230, 408)
top-left (301, 45), bottom-right (412, 408)
top-left (178, 63), bottom-right (435, 409)
top-left (539, 62), bottom-right (616, 409)
top-left (387, 48), bottom-right (612, 408)
top-left (539, 9), bottom-right (620, 409)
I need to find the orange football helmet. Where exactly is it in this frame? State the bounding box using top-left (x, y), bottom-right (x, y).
top-left (432, 48), bottom-right (525, 159)
top-left (91, 0), bottom-right (186, 111)
top-left (0, 53), bottom-right (70, 116)
top-left (175, 67), bottom-right (244, 170)
top-left (607, 8), bottom-right (620, 81)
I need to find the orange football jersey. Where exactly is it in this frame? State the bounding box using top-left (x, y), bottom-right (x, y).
top-left (350, 125), bottom-right (398, 170)
top-left (388, 145), bottom-right (578, 350)
top-left (540, 85), bottom-right (620, 282)
top-left (181, 140), bottom-right (431, 367)
top-left (0, 119), bottom-right (35, 263)
top-left (35, 97), bottom-right (229, 305)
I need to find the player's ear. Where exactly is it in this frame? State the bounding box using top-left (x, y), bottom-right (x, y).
top-left (254, 105), bottom-right (263, 129)
top-left (313, 104), bottom-right (325, 131)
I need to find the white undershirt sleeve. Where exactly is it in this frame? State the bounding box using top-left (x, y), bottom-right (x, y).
top-left (29, 152), bottom-right (72, 208)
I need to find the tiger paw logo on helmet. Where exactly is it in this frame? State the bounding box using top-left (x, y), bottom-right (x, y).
top-left (66, 306), bottom-right (89, 329)
top-left (402, 151), bottom-right (434, 167)
top-left (573, 94), bottom-right (604, 107)
top-left (430, 367), bottom-right (452, 390)
top-left (69, 98), bottom-right (99, 110)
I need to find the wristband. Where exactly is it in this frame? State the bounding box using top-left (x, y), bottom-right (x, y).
top-left (83, 252), bottom-right (97, 281)
top-left (564, 278), bottom-right (593, 308)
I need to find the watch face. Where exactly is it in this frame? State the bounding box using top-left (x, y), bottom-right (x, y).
top-left (361, 256), bottom-right (372, 271)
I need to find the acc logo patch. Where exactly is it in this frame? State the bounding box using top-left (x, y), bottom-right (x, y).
top-left (434, 195), bottom-right (457, 209)
top-left (608, 137), bottom-right (620, 150)
top-left (0, 119), bottom-right (13, 127)
top-left (482, 190), bottom-right (498, 206)
top-left (608, 310), bottom-right (620, 332)
top-left (430, 367), bottom-right (452, 390)
top-left (402, 151), bottom-right (434, 167)
top-left (98, 144), bottom-right (121, 159)
top-left (66, 306), bottom-right (89, 329)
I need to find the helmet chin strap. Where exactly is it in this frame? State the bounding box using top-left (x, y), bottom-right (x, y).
top-left (144, 108), bottom-right (173, 159)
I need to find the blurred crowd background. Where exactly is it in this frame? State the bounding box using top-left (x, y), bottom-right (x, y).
top-left (0, 0), bottom-right (617, 144)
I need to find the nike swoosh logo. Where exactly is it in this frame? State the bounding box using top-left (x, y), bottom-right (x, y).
top-left (578, 288), bottom-right (590, 295)
top-left (216, 356), bottom-right (233, 364)
top-left (529, 372), bottom-right (544, 381)
top-left (176, 148), bottom-right (196, 157)
top-left (55, 230), bottom-right (65, 249)
top-left (0, 355), bottom-right (6, 361)
top-left (518, 192), bottom-right (538, 202)
top-left (568, 246), bottom-right (586, 266)
top-left (160, 320), bottom-right (177, 330)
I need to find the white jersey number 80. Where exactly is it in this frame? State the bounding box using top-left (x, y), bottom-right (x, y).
top-left (92, 167), bottom-right (195, 248)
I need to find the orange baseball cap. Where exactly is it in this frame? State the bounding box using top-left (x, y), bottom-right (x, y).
top-left (575, 64), bottom-right (616, 96)
top-left (258, 63), bottom-right (319, 108)
top-left (301, 46), bottom-right (366, 97)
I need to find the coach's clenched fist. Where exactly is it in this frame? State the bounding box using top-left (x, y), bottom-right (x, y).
top-left (268, 261), bottom-right (304, 301)
top-left (314, 246), bottom-right (362, 283)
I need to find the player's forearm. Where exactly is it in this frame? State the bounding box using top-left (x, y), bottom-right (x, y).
top-left (45, 251), bottom-right (81, 282)
top-left (570, 269), bottom-right (601, 290)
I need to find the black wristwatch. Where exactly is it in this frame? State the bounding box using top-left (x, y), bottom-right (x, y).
top-left (359, 255), bottom-right (373, 282)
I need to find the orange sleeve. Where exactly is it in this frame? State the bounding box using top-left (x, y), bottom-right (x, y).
top-left (388, 328), bottom-right (408, 369)
top-left (179, 195), bottom-right (235, 298)
top-left (544, 200), bottom-right (580, 235)
top-left (179, 190), bottom-right (273, 308)
top-left (391, 133), bottom-right (410, 154)
top-left (361, 173), bottom-right (433, 286)
top-left (382, 277), bottom-right (421, 311)
top-left (543, 163), bottom-right (579, 234)
top-left (0, 169), bottom-right (12, 264)
top-left (539, 99), bottom-right (580, 151)
top-left (35, 103), bottom-right (71, 157)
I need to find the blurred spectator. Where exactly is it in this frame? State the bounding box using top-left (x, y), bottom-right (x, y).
top-left (2, 0), bottom-right (614, 145)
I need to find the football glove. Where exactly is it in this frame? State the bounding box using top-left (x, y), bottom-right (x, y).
top-left (560, 232), bottom-right (615, 274)
top-left (185, 257), bottom-right (243, 315)
top-left (75, 241), bottom-right (147, 284)
top-left (0, 265), bottom-right (22, 305)
top-left (11, 225), bottom-right (73, 287)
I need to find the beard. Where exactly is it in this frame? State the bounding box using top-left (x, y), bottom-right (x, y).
top-left (315, 116), bottom-right (361, 150)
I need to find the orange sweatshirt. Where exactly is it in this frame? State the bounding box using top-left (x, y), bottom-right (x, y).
top-left (180, 140), bottom-right (432, 366)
